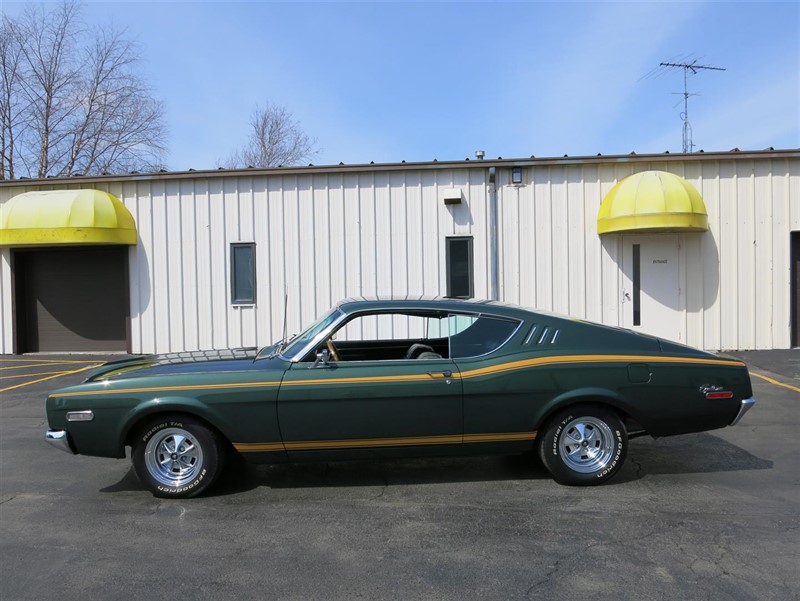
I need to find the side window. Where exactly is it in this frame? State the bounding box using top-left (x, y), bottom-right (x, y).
top-left (425, 315), bottom-right (450, 339)
top-left (320, 312), bottom-right (451, 362)
top-left (448, 314), bottom-right (519, 358)
top-left (230, 243), bottom-right (255, 304)
top-left (335, 313), bottom-right (443, 342)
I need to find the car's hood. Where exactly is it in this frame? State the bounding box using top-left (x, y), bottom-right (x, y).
top-left (82, 348), bottom-right (278, 382)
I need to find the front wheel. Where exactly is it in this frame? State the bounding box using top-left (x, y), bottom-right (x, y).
top-left (132, 415), bottom-right (223, 498)
top-left (538, 405), bottom-right (627, 485)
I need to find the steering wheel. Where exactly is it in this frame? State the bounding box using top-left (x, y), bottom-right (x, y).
top-left (326, 339), bottom-right (341, 362)
top-left (405, 343), bottom-right (435, 359)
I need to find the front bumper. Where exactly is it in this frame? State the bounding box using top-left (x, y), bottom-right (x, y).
top-left (45, 430), bottom-right (76, 454)
top-left (730, 396), bottom-right (756, 426)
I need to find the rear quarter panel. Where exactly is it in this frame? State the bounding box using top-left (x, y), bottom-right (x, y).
top-left (632, 359), bottom-right (752, 435)
top-left (457, 346), bottom-right (751, 441)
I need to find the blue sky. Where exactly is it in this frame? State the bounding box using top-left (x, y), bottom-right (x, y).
top-left (3, 1), bottom-right (798, 170)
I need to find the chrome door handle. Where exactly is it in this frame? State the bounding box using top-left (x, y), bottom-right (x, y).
top-left (427, 370), bottom-right (453, 378)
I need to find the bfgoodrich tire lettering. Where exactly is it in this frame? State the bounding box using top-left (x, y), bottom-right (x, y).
top-left (538, 404), bottom-right (627, 486)
top-left (132, 415), bottom-right (223, 498)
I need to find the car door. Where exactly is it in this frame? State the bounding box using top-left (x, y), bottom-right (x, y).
top-left (278, 359), bottom-right (462, 460)
top-left (276, 313), bottom-right (463, 460)
top-left (448, 313), bottom-right (538, 454)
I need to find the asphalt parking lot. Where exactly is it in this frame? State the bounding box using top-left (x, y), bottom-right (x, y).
top-left (1, 352), bottom-right (798, 601)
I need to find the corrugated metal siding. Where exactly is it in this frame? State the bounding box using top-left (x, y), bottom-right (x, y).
top-left (0, 169), bottom-right (486, 354)
top-left (497, 156), bottom-right (799, 350)
top-left (1, 155), bottom-right (797, 354)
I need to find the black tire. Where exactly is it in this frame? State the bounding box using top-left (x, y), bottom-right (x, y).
top-left (132, 415), bottom-right (224, 498)
top-left (538, 404), bottom-right (627, 486)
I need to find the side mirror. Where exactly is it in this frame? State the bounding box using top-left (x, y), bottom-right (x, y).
top-left (311, 348), bottom-right (331, 368)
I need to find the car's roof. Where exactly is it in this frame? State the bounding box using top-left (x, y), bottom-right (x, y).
top-left (335, 297), bottom-right (534, 320)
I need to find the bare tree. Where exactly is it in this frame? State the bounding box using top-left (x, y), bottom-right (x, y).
top-left (226, 103), bottom-right (317, 168)
top-left (0, 16), bottom-right (28, 180)
top-left (0, 1), bottom-right (166, 179)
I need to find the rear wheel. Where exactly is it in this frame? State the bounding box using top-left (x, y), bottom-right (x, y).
top-left (538, 405), bottom-right (627, 485)
top-left (132, 415), bottom-right (223, 498)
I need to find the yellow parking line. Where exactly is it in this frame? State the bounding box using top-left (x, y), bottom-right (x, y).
top-left (0, 364), bottom-right (103, 393)
top-left (751, 372), bottom-right (800, 393)
top-left (0, 361), bottom-right (99, 371)
top-left (0, 371), bottom-right (83, 380)
top-left (0, 358), bottom-right (101, 364)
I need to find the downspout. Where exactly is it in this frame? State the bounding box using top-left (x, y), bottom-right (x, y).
top-left (488, 166), bottom-right (499, 300)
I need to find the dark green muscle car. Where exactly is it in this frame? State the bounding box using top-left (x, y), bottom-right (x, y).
top-left (45, 298), bottom-right (755, 497)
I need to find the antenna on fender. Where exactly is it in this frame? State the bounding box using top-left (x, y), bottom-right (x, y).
top-left (282, 290), bottom-right (290, 348)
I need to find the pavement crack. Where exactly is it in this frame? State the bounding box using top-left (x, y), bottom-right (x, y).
top-left (523, 526), bottom-right (665, 596)
top-left (0, 495), bottom-right (17, 506)
top-left (630, 456), bottom-right (645, 479)
top-left (526, 558), bottom-right (565, 597)
top-left (374, 475), bottom-right (389, 499)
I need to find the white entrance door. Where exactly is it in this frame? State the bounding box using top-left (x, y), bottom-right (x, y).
top-left (621, 236), bottom-right (683, 343)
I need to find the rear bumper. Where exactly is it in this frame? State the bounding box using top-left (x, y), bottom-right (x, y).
top-left (730, 396), bottom-right (756, 426)
top-left (45, 430), bottom-right (76, 454)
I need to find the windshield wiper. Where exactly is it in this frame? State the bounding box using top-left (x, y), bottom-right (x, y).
top-left (268, 333), bottom-right (297, 358)
top-left (266, 339), bottom-right (285, 358)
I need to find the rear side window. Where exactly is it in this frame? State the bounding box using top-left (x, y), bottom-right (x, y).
top-left (449, 314), bottom-right (519, 358)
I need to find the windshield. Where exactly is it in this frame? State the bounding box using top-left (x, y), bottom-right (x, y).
top-left (275, 308), bottom-right (343, 360)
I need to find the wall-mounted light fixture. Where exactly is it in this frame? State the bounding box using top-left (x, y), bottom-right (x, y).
top-left (442, 187), bottom-right (463, 205)
top-left (511, 166), bottom-right (523, 185)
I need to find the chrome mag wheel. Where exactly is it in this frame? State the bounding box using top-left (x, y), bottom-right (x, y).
top-left (143, 427), bottom-right (205, 487)
top-left (558, 416), bottom-right (616, 474)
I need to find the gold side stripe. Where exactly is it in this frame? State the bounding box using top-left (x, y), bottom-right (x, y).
top-left (232, 442), bottom-right (285, 452)
top-left (284, 434), bottom-right (463, 450)
top-left (457, 354), bottom-right (745, 379)
top-left (52, 354), bottom-right (745, 398)
top-left (233, 431), bottom-right (538, 453)
top-left (463, 432), bottom-right (538, 443)
top-left (54, 373), bottom-right (450, 397)
top-left (55, 380), bottom-right (283, 398)
top-left (281, 373), bottom-right (451, 387)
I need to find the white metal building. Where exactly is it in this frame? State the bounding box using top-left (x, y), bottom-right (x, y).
top-left (1, 148), bottom-right (798, 354)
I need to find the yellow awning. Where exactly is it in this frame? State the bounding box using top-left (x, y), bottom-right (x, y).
top-left (597, 170), bottom-right (709, 235)
top-left (0, 189), bottom-right (137, 247)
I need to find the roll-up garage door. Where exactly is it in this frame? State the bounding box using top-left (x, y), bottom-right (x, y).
top-left (15, 247), bottom-right (128, 352)
top-left (793, 232), bottom-right (800, 347)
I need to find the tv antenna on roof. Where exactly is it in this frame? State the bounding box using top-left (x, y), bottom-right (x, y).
top-left (659, 59), bottom-right (725, 153)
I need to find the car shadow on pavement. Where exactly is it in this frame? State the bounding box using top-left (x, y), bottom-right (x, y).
top-left (99, 467), bottom-right (144, 493)
top-left (99, 453), bottom-right (551, 497)
top-left (613, 432), bottom-right (772, 483)
top-left (100, 433), bottom-right (772, 497)
top-left (209, 452), bottom-right (551, 497)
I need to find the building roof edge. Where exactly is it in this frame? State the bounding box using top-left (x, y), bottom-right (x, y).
top-left (2, 148), bottom-right (797, 187)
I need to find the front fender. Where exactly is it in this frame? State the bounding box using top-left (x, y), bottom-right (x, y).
top-left (118, 396), bottom-right (233, 453)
